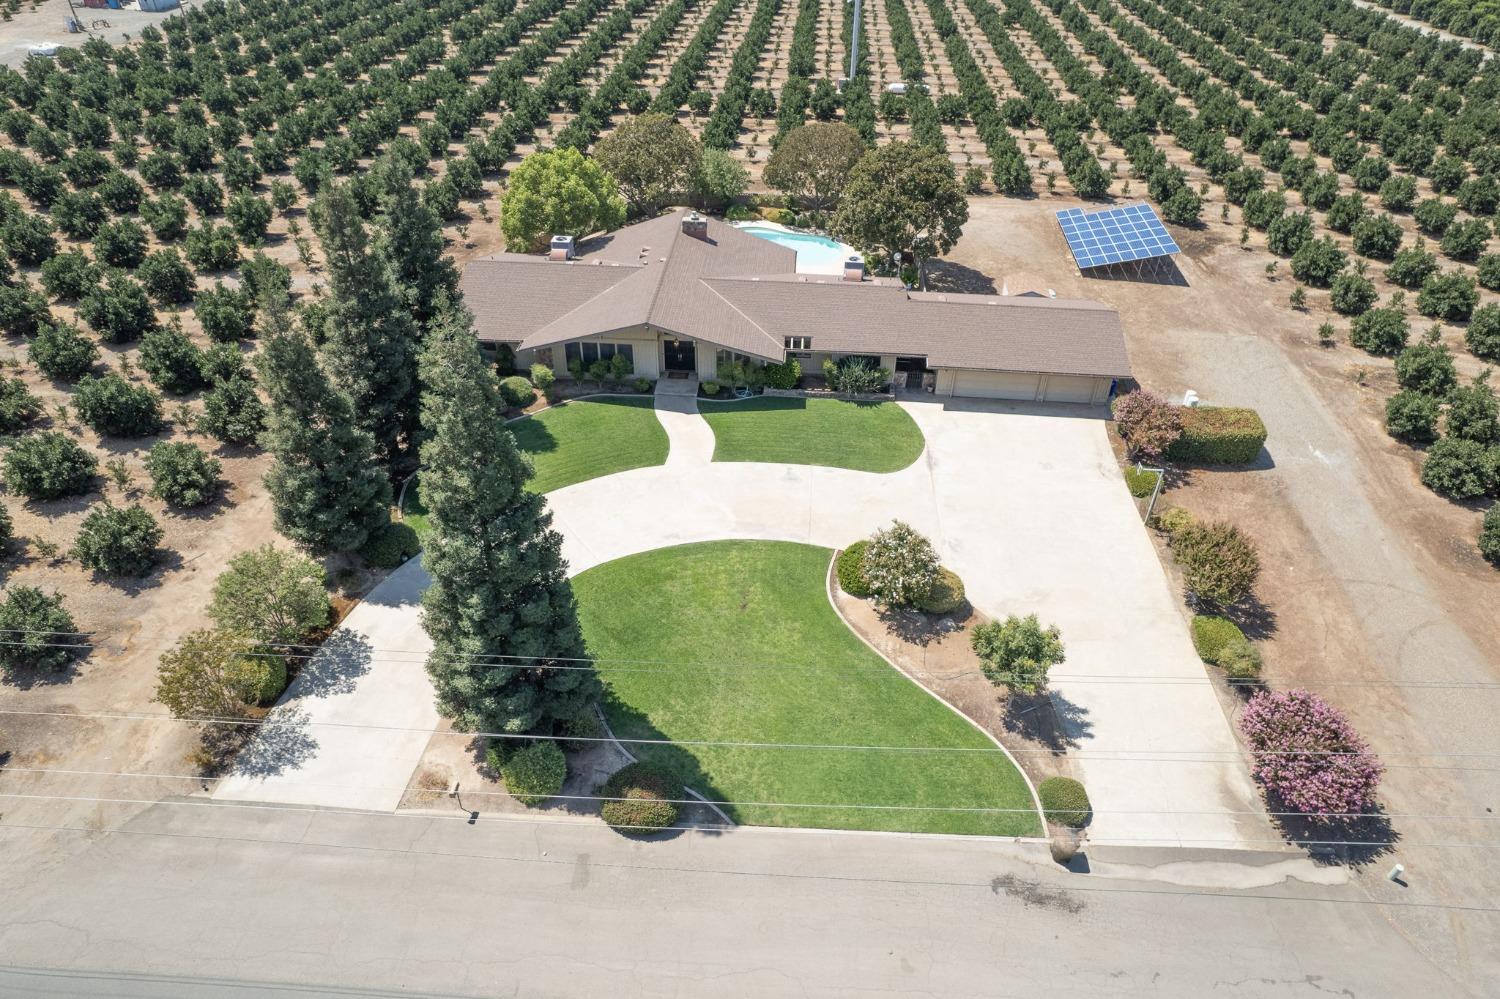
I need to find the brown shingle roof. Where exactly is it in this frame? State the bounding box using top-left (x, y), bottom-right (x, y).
top-left (461, 210), bottom-right (1131, 378)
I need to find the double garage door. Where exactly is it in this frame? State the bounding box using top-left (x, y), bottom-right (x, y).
top-left (949, 370), bottom-right (1104, 404)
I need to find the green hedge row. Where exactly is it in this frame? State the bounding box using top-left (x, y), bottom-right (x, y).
top-left (1167, 406), bottom-right (1267, 465)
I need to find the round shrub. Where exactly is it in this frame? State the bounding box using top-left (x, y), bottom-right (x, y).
top-left (1153, 506), bottom-right (1194, 535)
top-left (197, 376), bottom-right (265, 445)
top-left (971, 614), bottom-right (1064, 693)
top-left (1413, 198), bottom-right (1457, 236)
top-left (1384, 390), bottom-right (1440, 443)
top-left (763, 357), bottom-right (801, 390)
top-left (1329, 272), bottom-right (1377, 317)
top-left (1123, 465), bottom-right (1159, 498)
top-left (136, 249), bottom-right (196, 306)
top-left (1385, 246), bottom-right (1438, 289)
top-left (529, 363), bottom-right (556, 394)
top-left (1290, 236), bottom-right (1346, 287)
top-left (199, 343), bottom-right (247, 384)
top-left (77, 273), bottom-right (157, 343)
top-left (1351, 214), bottom-right (1402, 261)
top-left (1190, 614), bottom-right (1244, 665)
top-left (39, 250), bottom-right (96, 301)
top-left (1421, 437), bottom-right (1494, 500)
top-left (146, 441), bottom-right (222, 507)
top-left (0, 587), bottom-right (79, 675)
top-left (836, 540), bottom-right (872, 597)
top-left (1417, 271), bottom-right (1478, 322)
top-left (1349, 306), bottom-right (1409, 356)
top-left (1111, 389), bottom-right (1181, 462)
top-left (1447, 377), bottom-right (1500, 445)
top-left (358, 521), bottom-right (421, 568)
top-left (1218, 636), bottom-right (1263, 680)
top-left (498, 375), bottom-right (536, 409)
top-left (915, 566), bottom-right (966, 615)
top-left (93, 219), bottom-right (148, 269)
top-left (29, 323), bottom-right (99, 381)
top-left (862, 520), bottom-right (939, 608)
top-left (1037, 776), bottom-right (1091, 827)
top-left (701, 380), bottom-right (720, 396)
top-left (1480, 504), bottom-right (1500, 566)
top-left (72, 374), bottom-right (164, 437)
top-left (3, 432), bottom-right (97, 500)
top-left (1239, 688), bottom-right (1382, 816)
top-left (1479, 254), bottom-right (1500, 292)
top-left (599, 762), bottom-right (681, 832)
top-left (496, 739), bottom-right (566, 807)
top-left (71, 503), bottom-right (163, 576)
top-left (1394, 340), bottom-right (1456, 396)
top-left (195, 283), bottom-right (255, 342)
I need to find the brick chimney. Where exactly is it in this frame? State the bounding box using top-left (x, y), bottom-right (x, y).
top-left (842, 254), bottom-right (865, 283)
top-left (549, 234), bottom-right (575, 261)
top-left (681, 212), bottom-right (709, 240)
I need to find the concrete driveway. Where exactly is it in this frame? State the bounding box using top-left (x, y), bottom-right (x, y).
top-left (220, 395), bottom-right (1266, 848)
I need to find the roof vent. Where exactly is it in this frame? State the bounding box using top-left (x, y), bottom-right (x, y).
top-left (549, 235), bottom-right (575, 261)
top-left (682, 213), bottom-right (709, 240)
top-left (843, 254), bottom-right (864, 283)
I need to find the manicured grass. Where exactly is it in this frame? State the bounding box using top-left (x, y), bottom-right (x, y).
top-left (402, 397), bottom-right (667, 534)
top-left (572, 541), bottom-right (1040, 836)
top-left (698, 397), bottom-right (925, 472)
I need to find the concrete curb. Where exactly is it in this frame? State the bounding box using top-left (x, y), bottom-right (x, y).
top-left (823, 553), bottom-right (1050, 841)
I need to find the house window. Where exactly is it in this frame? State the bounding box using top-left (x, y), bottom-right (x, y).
top-left (715, 349), bottom-right (751, 368)
top-left (564, 342), bottom-right (634, 373)
top-left (784, 336), bottom-right (812, 350)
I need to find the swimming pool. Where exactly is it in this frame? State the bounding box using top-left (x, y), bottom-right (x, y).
top-left (736, 224), bottom-right (858, 275)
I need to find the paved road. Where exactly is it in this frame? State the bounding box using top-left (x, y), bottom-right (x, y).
top-left (0, 800), bottom-right (1473, 998)
top-left (216, 393), bottom-right (1263, 849)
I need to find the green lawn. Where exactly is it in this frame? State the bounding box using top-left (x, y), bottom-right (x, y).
top-left (572, 541), bottom-right (1040, 836)
top-left (403, 397), bottom-right (668, 532)
top-left (698, 397), bottom-right (925, 472)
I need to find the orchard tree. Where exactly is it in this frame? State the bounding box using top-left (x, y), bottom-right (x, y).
top-left (694, 148), bottom-right (748, 210)
top-left (312, 181), bottom-right (421, 467)
top-left (0, 587), bottom-right (79, 676)
top-left (764, 122), bottom-right (866, 212)
top-left (499, 147), bottom-right (626, 253)
top-left (28, 322), bottom-right (98, 380)
top-left (71, 503), bottom-right (163, 577)
top-left (594, 113), bottom-right (702, 217)
top-left (2, 432), bottom-right (97, 500)
top-left (146, 441), bottom-right (222, 507)
top-left (830, 141), bottom-right (967, 289)
top-left (256, 290), bottom-right (391, 552)
top-left (419, 298), bottom-right (598, 735)
top-left (197, 375), bottom-right (266, 445)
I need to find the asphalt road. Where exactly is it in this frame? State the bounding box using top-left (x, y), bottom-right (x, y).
top-left (0, 801), bottom-right (1480, 998)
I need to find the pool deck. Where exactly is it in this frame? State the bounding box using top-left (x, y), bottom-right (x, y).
top-left (731, 220), bottom-right (858, 277)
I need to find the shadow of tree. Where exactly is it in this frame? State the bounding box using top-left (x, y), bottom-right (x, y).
top-left (231, 705), bottom-right (318, 778)
top-left (923, 259), bottom-right (999, 295)
top-left (292, 629), bottom-right (373, 699)
top-left (1228, 593), bottom-right (1279, 641)
top-left (1277, 807), bottom-right (1399, 869)
top-left (876, 605), bottom-right (970, 648)
top-left (1003, 689), bottom-right (1093, 753)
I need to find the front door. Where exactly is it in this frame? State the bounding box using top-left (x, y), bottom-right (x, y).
top-left (664, 338), bottom-right (696, 373)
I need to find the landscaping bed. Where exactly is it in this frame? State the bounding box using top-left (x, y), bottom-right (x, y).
top-left (571, 540), bottom-right (1040, 836)
top-left (698, 396), bottom-right (925, 472)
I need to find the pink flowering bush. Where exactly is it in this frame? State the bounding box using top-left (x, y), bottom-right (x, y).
top-left (1110, 390), bottom-right (1182, 462)
top-left (1239, 689), bottom-right (1383, 817)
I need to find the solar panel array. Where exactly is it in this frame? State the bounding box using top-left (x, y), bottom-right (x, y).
top-left (1055, 203), bottom-right (1181, 270)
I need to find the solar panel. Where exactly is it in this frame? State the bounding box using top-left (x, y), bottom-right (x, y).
top-left (1055, 203), bottom-right (1181, 270)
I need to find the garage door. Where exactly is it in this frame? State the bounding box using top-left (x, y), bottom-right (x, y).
top-left (951, 370), bottom-right (1041, 400)
top-left (1042, 375), bottom-right (1101, 404)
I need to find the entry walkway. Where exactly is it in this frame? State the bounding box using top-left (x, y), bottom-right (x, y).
top-left (220, 395), bottom-right (1270, 850)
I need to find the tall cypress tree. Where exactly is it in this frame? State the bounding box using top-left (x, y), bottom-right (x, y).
top-left (311, 180), bottom-right (420, 468)
top-left (255, 290), bottom-right (391, 553)
top-left (371, 155), bottom-right (458, 336)
top-left (418, 298), bottom-right (597, 734)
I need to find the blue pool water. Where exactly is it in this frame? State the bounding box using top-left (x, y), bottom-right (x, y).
top-left (737, 225), bottom-right (857, 274)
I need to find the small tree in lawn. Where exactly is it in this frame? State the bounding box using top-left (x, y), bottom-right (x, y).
top-left (971, 614), bottom-right (1065, 694)
top-left (0, 587), bottom-right (79, 677)
top-left (1239, 689), bottom-right (1382, 819)
top-left (1170, 520), bottom-right (1261, 609)
top-left (419, 297), bottom-right (598, 735)
top-left (1111, 389), bottom-right (1181, 461)
top-left (207, 543), bottom-right (330, 646)
top-left (861, 520), bottom-right (940, 608)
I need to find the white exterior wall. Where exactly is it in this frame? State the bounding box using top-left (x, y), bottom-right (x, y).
top-left (517, 325), bottom-right (661, 381)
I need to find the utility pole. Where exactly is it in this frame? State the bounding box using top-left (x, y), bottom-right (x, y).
top-left (848, 0), bottom-right (862, 82)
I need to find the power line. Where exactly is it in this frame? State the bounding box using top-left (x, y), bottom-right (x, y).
top-left (2, 790), bottom-right (1498, 851)
top-left (4, 763), bottom-right (1498, 822)
top-left (3, 635), bottom-right (1499, 691)
top-left (1, 706), bottom-right (1485, 765)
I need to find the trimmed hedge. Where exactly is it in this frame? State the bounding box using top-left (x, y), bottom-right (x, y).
top-left (599, 762), bottom-right (681, 832)
top-left (1038, 776), bottom-right (1091, 827)
top-left (1190, 615), bottom-right (1244, 664)
top-left (835, 541), bottom-right (872, 597)
top-left (1166, 407), bottom-right (1267, 465)
top-left (358, 522), bottom-right (421, 568)
top-left (499, 740), bottom-right (567, 806)
top-left (1123, 465), bottom-right (1159, 498)
top-left (916, 566), bottom-right (966, 615)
